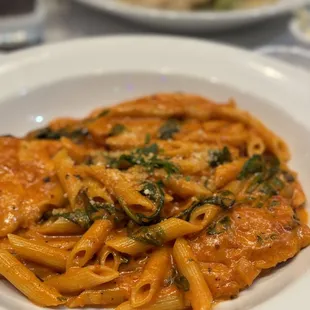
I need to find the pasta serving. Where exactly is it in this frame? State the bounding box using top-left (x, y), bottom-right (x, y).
top-left (0, 93), bottom-right (309, 309)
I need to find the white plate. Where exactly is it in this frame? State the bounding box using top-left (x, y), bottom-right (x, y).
top-left (0, 35), bottom-right (310, 310)
top-left (74, 0), bottom-right (310, 31)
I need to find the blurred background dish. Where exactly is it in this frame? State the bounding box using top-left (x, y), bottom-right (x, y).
top-left (0, 0), bottom-right (45, 49)
top-left (120, 0), bottom-right (278, 11)
top-left (73, 0), bottom-right (309, 31)
top-left (289, 8), bottom-right (310, 44)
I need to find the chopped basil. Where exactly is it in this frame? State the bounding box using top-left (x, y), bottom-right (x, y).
top-left (97, 109), bottom-right (110, 118)
top-left (119, 181), bottom-right (165, 225)
top-left (54, 189), bottom-right (125, 228)
top-left (176, 191), bottom-right (235, 221)
top-left (109, 124), bottom-right (126, 137)
top-left (166, 268), bottom-right (190, 292)
top-left (129, 226), bottom-right (165, 246)
top-left (238, 155), bottom-right (264, 180)
top-left (107, 143), bottom-right (179, 176)
top-left (208, 146), bottom-right (232, 168)
top-left (59, 209), bottom-right (91, 229)
top-left (32, 126), bottom-right (89, 142)
top-left (144, 133), bottom-right (151, 144)
top-left (158, 119), bottom-right (180, 140)
top-left (207, 216), bottom-right (231, 235)
top-left (256, 234), bottom-right (264, 244)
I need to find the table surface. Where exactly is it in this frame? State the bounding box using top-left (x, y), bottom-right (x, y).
top-left (42, 0), bottom-right (308, 51)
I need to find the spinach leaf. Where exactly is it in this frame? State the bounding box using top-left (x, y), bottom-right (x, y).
top-left (208, 146), bottom-right (232, 168)
top-left (144, 133), bottom-right (151, 145)
top-left (107, 144), bottom-right (179, 176)
top-left (176, 190), bottom-right (235, 221)
top-left (119, 181), bottom-right (165, 225)
top-left (32, 126), bottom-right (89, 142)
top-left (238, 155), bottom-right (264, 180)
top-left (97, 109), bottom-right (110, 118)
top-left (207, 215), bottom-right (231, 235)
top-left (108, 124), bottom-right (126, 137)
top-left (129, 226), bottom-right (166, 246)
top-left (174, 274), bottom-right (190, 292)
top-left (59, 209), bottom-right (92, 229)
top-left (54, 189), bottom-right (125, 228)
top-left (238, 154), bottom-right (280, 181)
top-left (158, 119), bottom-right (180, 140)
top-left (166, 268), bottom-right (190, 292)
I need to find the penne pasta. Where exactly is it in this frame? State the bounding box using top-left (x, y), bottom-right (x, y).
top-left (131, 247), bottom-right (170, 307)
top-left (67, 219), bottom-right (112, 269)
top-left (45, 265), bottom-right (119, 294)
top-left (247, 133), bottom-right (266, 157)
top-left (173, 238), bottom-right (213, 310)
top-left (67, 286), bottom-right (128, 308)
top-left (116, 287), bottom-right (185, 310)
top-left (106, 218), bottom-right (201, 255)
top-left (189, 205), bottom-right (221, 228)
top-left (99, 245), bottom-right (122, 270)
top-left (8, 234), bottom-right (69, 271)
top-left (0, 250), bottom-right (65, 306)
top-left (35, 218), bottom-right (84, 235)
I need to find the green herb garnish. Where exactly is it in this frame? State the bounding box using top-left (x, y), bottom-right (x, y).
top-left (129, 226), bottom-right (166, 246)
top-left (238, 155), bottom-right (264, 180)
top-left (208, 146), bottom-right (232, 168)
top-left (158, 119), bottom-right (180, 140)
top-left (144, 133), bottom-right (151, 144)
top-left (119, 181), bottom-right (165, 225)
top-left (166, 268), bottom-right (190, 292)
top-left (109, 124), bottom-right (126, 137)
top-left (54, 189), bottom-right (125, 228)
top-left (176, 190), bottom-right (235, 221)
top-left (108, 143), bottom-right (179, 176)
top-left (32, 126), bottom-right (89, 143)
top-left (207, 216), bottom-right (231, 235)
top-left (97, 109), bottom-right (110, 118)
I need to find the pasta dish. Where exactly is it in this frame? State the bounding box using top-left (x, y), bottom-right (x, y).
top-left (0, 93), bottom-right (309, 309)
top-left (120, 0), bottom-right (278, 11)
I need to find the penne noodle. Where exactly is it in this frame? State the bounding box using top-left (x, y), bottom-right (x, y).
top-left (247, 133), bottom-right (266, 157)
top-left (67, 219), bottom-right (112, 269)
top-left (45, 265), bottom-right (119, 294)
top-left (89, 166), bottom-right (155, 212)
top-left (22, 261), bottom-right (58, 281)
top-left (99, 245), bottom-right (122, 270)
top-left (67, 286), bottom-right (128, 308)
top-left (116, 287), bottom-right (185, 310)
top-left (131, 248), bottom-right (170, 307)
top-left (189, 205), bottom-right (221, 228)
top-left (214, 159), bottom-right (245, 189)
top-left (106, 218), bottom-right (201, 255)
top-left (8, 234), bottom-right (69, 271)
top-left (173, 238), bottom-right (213, 310)
top-left (35, 218), bottom-right (84, 235)
top-left (0, 250), bottom-right (65, 307)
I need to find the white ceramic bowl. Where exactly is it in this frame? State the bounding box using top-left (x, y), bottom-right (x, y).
top-left (74, 0), bottom-right (310, 31)
top-left (0, 35), bottom-right (310, 310)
